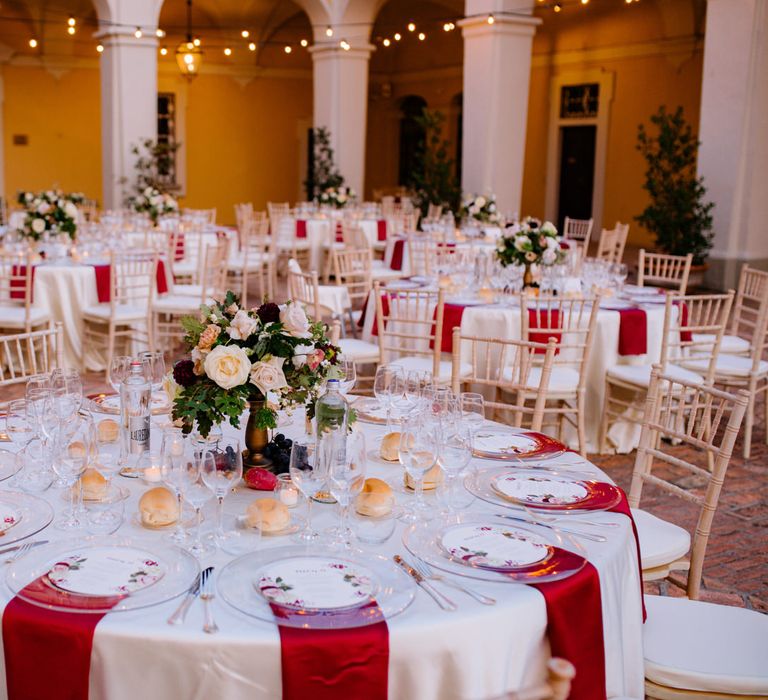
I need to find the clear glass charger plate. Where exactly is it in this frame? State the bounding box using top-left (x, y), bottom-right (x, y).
top-left (0, 449), bottom-right (23, 482)
top-left (351, 398), bottom-right (402, 426)
top-left (0, 491), bottom-right (53, 546)
top-left (86, 392), bottom-right (171, 416)
top-left (402, 513), bottom-right (586, 584)
top-left (472, 428), bottom-right (566, 461)
top-left (465, 465), bottom-right (622, 514)
top-left (6, 535), bottom-right (199, 613)
top-left (218, 545), bottom-right (416, 629)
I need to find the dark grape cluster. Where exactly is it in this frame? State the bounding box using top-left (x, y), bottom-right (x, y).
top-left (263, 433), bottom-right (293, 473)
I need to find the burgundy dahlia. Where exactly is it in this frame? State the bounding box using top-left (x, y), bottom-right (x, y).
top-left (256, 302), bottom-right (281, 324)
top-left (173, 359), bottom-right (196, 387)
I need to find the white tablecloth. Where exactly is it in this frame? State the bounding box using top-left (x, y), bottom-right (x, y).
top-left (0, 409), bottom-right (644, 700)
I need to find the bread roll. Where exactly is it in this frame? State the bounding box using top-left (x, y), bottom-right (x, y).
top-left (404, 463), bottom-right (444, 491)
top-left (139, 486), bottom-right (179, 527)
top-left (355, 478), bottom-right (394, 517)
top-left (79, 468), bottom-right (107, 501)
top-left (97, 419), bottom-right (119, 443)
top-left (246, 498), bottom-right (290, 533)
top-left (380, 432), bottom-right (414, 462)
top-left (67, 441), bottom-right (87, 459)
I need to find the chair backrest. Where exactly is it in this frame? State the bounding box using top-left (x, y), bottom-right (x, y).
top-left (426, 203), bottom-right (443, 220)
top-left (332, 248), bottom-right (372, 311)
top-left (629, 366), bottom-right (748, 599)
top-left (638, 249), bottom-right (693, 294)
top-left (0, 323), bottom-right (63, 386)
top-left (198, 243), bottom-right (228, 302)
top-left (287, 259), bottom-right (326, 320)
top-left (182, 207), bottom-right (216, 226)
top-left (241, 217), bottom-right (271, 261)
top-left (234, 202), bottom-right (254, 232)
top-left (0, 251), bottom-right (34, 329)
top-left (373, 281), bottom-right (444, 377)
top-left (595, 222), bottom-right (629, 264)
top-left (660, 291), bottom-right (734, 380)
top-left (729, 264), bottom-right (768, 345)
top-left (451, 328), bottom-right (557, 431)
top-left (267, 202), bottom-right (290, 230)
top-left (562, 216), bottom-right (594, 243)
top-left (110, 251), bottom-right (158, 311)
top-left (492, 658), bottom-right (575, 700)
top-left (519, 294), bottom-right (601, 389)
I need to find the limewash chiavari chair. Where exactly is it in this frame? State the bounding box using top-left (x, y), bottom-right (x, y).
top-left (234, 202), bottom-right (254, 231)
top-left (182, 208), bottom-right (216, 226)
top-left (637, 249), bottom-right (694, 294)
top-left (595, 222), bottom-right (629, 264)
top-left (267, 201), bottom-right (290, 232)
top-left (286, 260), bottom-right (338, 323)
top-left (273, 210), bottom-right (311, 273)
top-left (562, 216), bottom-right (594, 244)
top-left (491, 658), bottom-right (576, 700)
top-left (82, 251), bottom-right (158, 374)
top-left (227, 216), bottom-right (275, 307)
top-left (0, 251), bottom-right (51, 333)
top-left (451, 329), bottom-right (558, 431)
top-left (331, 248), bottom-right (373, 335)
top-left (426, 203), bottom-right (443, 220)
top-left (0, 322), bottom-right (63, 388)
top-left (329, 319), bottom-right (379, 391)
top-left (519, 294), bottom-right (601, 457)
top-left (628, 368), bottom-right (768, 699)
top-left (600, 291), bottom-right (734, 453)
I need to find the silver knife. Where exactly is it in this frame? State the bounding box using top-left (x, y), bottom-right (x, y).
top-left (393, 555), bottom-right (457, 611)
top-left (167, 567), bottom-right (207, 625)
top-left (0, 540), bottom-right (48, 557)
top-left (498, 514), bottom-right (607, 543)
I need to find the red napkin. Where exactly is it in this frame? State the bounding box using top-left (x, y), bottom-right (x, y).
top-left (674, 300), bottom-right (692, 342)
top-left (527, 308), bottom-right (562, 352)
top-left (531, 557), bottom-right (606, 700)
top-left (390, 240), bottom-right (405, 271)
top-left (271, 602), bottom-right (389, 700)
top-left (617, 308), bottom-right (647, 356)
top-left (296, 220), bottom-right (307, 239)
top-left (9, 265), bottom-right (33, 301)
top-left (430, 302), bottom-right (466, 352)
top-left (335, 222), bottom-right (344, 243)
top-left (357, 293), bottom-right (389, 337)
top-left (377, 220), bottom-right (387, 242)
top-left (92, 261), bottom-right (168, 303)
top-left (3, 577), bottom-right (124, 700)
top-left (173, 232), bottom-right (185, 261)
top-left (559, 240), bottom-right (570, 250)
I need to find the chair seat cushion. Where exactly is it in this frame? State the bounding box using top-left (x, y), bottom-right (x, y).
top-left (152, 294), bottom-right (213, 314)
top-left (631, 508), bottom-right (690, 570)
top-left (82, 304), bottom-right (148, 323)
top-left (607, 363), bottom-right (704, 387)
top-left (337, 338), bottom-right (379, 362)
top-left (0, 306), bottom-right (50, 329)
top-left (692, 333), bottom-right (751, 356)
top-left (506, 366), bottom-right (580, 394)
top-left (709, 354), bottom-right (768, 378)
top-left (390, 355), bottom-right (471, 380)
top-left (644, 594), bottom-right (768, 695)
top-left (227, 253), bottom-right (274, 271)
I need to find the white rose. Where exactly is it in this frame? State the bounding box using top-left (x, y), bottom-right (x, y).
top-left (150, 196), bottom-right (162, 206)
top-left (143, 187), bottom-right (153, 196)
top-left (203, 345), bottom-right (251, 389)
top-left (64, 202), bottom-right (78, 220)
top-left (227, 309), bottom-right (259, 340)
top-left (541, 221), bottom-right (557, 235)
top-left (280, 303), bottom-right (311, 337)
top-left (291, 343), bottom-right (315, 369)
top-left (546, 236), bottom-right (559, 250)
top-left (514, 235), bottom-right (529, 251)
top-left (488, 203), bottom-right (496, 212)
top-left (24, 193), bottom-right (33, 202)
top-left (37, 203), bottom-right (50, 214)
top-left (249, 356), bottom-right (289, 395)
top-left (542, 248), bottom-right (557, 265)
top-left (337, 194), bottom-right (347, 204)
top-left (31, 218), bottom-right (46, 234)
top-left (475, 196), bottom-right (486, 208)
top-left (469, 204), bottom-right (480, 215)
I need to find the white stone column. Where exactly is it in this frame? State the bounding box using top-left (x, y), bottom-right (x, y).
top-left (309, 44), bottom-right (374, 197)
top-left (460, 3), bottom-right (539, 218)
top-left (698, 0), bottom-right (768, 289)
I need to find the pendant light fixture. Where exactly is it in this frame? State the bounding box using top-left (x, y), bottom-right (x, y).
top-left (176, 0), bottom-right (203, 79)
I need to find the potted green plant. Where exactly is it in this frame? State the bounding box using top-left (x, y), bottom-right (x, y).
top-left (636, 106), bottom-right (714, 283)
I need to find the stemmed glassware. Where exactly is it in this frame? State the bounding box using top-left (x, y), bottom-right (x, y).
top-left (160, 428), bottom-right (190, 544)
top-left (399, 419), bottom-right (440, 523)
top-left (180, 449), bottom-right (214, 558)
top-left (50, 369), bottom-right (83, 422)
top-left (139, 351), bottom-right (166, 394)
top-left (327, 431), bottom-right (367, 548)
top-left (336, 356), bottom-right (357, 396)
top-left (108, 356), bottom-right (131, 394)
top-left (289, 437), bottom-right (325, 542)
top-left (460, 392), bottom-right (485, 436)
top-left (52, 414), bottom-right (94, 530)
top-left (200, 437), bottom-right (243, 552)
top-left (437, 423), bottom-right (474, 513)
top-left (374, 364), bottom-right (405, 432)
top-left (4, 399), bottom-right (34, 446)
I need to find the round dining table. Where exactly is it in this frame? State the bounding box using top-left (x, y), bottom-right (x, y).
top-left (0, 404), bottom-right (644, 700)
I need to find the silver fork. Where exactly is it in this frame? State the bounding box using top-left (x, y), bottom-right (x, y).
top-left (412, 559), bottom-right (496, 605)
top-left (200, 567), bottom-right (218, 634)
top-left (6, 542), bottom-right (32, 564)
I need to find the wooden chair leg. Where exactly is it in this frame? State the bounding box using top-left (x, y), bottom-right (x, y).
top-left (105, 322), bottom-right (116, 383)
top-left (743, 387), bottom-right (755, 460)
top-left (576, 401), bottom-right (588, 459)
top-left (599, 380), bottom-right (611, 454)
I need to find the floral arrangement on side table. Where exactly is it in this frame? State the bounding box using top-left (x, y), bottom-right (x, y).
top-left (460, 193), bottom-right (502, 225)
top-left (317, 186), bottom-right (355, 209)
top-left (170, 292), bottom-right (342, 451)
top-left (16, 189), bottom-right (82, 241)
top-left (129, 186), bottom-right (178, 225)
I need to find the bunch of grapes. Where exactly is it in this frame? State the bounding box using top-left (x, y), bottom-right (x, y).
top-left (263, 433), bottom-right (293, 474)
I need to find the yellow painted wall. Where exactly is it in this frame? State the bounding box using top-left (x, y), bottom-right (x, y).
top-left (3, 64), bottom-right (102, 203)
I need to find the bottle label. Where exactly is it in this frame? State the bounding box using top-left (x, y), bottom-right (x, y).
top-left (127, 416), bottom-right (150, 453)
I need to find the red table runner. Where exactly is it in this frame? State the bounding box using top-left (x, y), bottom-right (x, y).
top-left (271, 601), bottom-right (389, 700)
top-left (609, 492), bottom-right (647, 622)
top-left (3, 577), bottom-right (124, 700)
top-left (616, 307), bottom-right (647, 356)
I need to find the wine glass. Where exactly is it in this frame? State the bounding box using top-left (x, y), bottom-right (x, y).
top-left (25, 373), bottom-right (50, 398)
top-left (180, 450), bottom-right (213, 558)
top-left (437, 423), bottom-right (474, 513)
top-left (374, 364), bottom-right (405, 432)
top-left (139, 350), bottom-right (166, 393)
top-left (399, 420), bottom-right (440, 523)
top-left (108, 356), bottom-right (131, 393)
top-left (93, 420), bottom-right (122, 489)
top-left (289, 437), bottom-right (325, 542)
top-left (25, 388), bottom-right (58, 443)
top-left (200, 437), bottom-right (243, 552)
top-left (50, 369), bottom-right (83, 422)
top-left (4, 400), bottom-right (34, 446)
top-left (53, 414), bottom-right (93, 530)
top-left (336, 356), bottom-right (357, 396)
top-left (160, 428), bottom-right (190, 544)
top-left (460, 392), bottom-right (486, 436)
top-left (327, 431), bottom-right (367, 548)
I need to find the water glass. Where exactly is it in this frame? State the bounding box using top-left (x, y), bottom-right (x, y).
top-left (50, 368), bottom-right (83, 420)
top-left (53, 415), bottom-right (93, 530)
top-left (160, 429), bottom-right (190, 544)
top-left (289, 437), bottom-right (324, 542)
top-left (438, 423), bottom-right (474, 513)
top-left (374, 364), bottom-right (405, 432)
top-left (108, 356), bottom-right (131, 393)
top-left (399, 422), bottom-right (439, 523)
top-left (327, 431), bottom-right (367, 548)
top-left (351, 504), bottom-right (397, 545)
top-left (4, 400), bottom-right (34, 446)
top-left (139, 351), bottom-right (166, 393)
top-left (337, 356), bottom-right (357, 396)
top-left (85, 485), bottom-right (126, 535)
top-left (181, 451), bottom-right (213, 558)
top-left (460, 392), bottom-right (486, 435)
top-left (200, 437), bottom-right (243, 552)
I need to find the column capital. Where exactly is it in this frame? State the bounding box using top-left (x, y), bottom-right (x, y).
top-left (459, 13), bottom-right (540, 38)
top-left (94, 25), bottom-right (158, 48)
top-left (308, 43), bottom-right (376, 61)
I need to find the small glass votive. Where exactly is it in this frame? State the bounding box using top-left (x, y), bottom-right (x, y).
top-left (351, 499), bottom-right (398, 545)
top-left (137, 452), bottom-right (164, 485)
top-left (276, 474), bottom-right (300, 509)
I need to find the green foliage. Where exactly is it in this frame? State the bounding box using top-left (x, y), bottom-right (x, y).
top-left (172, 382), bottom-right (249, 436)
top-left (636, 106), bottom-right (714, 265)
top-left (123, 138), bottom-right (180, 204)
top-left (305, 127), bottom-right (345, 199)
top-left (409, 109), bottom-right (461, 219)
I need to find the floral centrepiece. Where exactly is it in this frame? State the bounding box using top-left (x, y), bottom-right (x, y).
top-left (171, 292), bottom-right (341, 438)
top-left (317, 185), bottom-right (355, 209)
top-left (129, 186), bottom-right (178, 225)
top-left (496, 217), bottom-right (562, 268)
top-left (16, 189), bottom-right (82, 241)
top-left (460, 193), bottom-right (502, 225)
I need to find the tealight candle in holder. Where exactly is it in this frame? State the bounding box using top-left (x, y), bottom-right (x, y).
top-left (276, 474), bottom-right (299, 508)
top-left (138, 452), bottom-right (164, 484)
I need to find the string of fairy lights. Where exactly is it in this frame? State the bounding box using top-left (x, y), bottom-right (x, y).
top-left (7, 0), bottom-right (641, 58)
